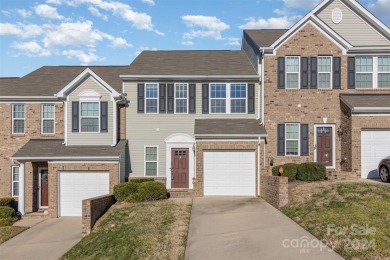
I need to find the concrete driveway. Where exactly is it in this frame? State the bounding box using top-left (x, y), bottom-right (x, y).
top-left (0, 217), bottom-right (81, 260)
top-left (185, 197), bottom-right (343, 260)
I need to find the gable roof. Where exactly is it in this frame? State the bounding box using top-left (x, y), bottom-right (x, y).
top-left (244, 29), bottom-right (289, 48)
top-left (122, 50), bottom-right (258, 79)
top-left (0, 66), bottom-right (129, 97)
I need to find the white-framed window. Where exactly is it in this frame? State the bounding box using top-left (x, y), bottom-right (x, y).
top-left (42, 104), bottom-right (55, 134)
top-left (12, 166), bottom-right (19, 197)
top-left (145, 83), bottom-right (158, 114)
top-left (378, 56), bottom-right (390, 89)
top-left (285, 123), bottom-right (300, 156)
top-left (175, 83), bottom-right (188, 114)
top-left (285, 56), bottom-right (300, 89)
top-left (356, 56), bottom-right (373, 89)
top-left (12, 104), bottom-right (25, 134)
top-left (318, 56), bottom-right (332, 89)
top-left (145, 146), bottom-right (158, 177)
top-left (80, 102), bottom-right (99, 132)
top-left (210, 83), bottom-right (248, 114)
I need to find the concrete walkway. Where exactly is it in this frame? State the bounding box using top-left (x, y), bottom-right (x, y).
top-left (0, 217), bottom-right (81, 260)
top-left (185, 197), bottom-right (343, 260)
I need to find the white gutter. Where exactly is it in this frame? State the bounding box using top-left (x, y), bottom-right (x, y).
top-left (195, 134), bottom-right (268, 138)
top-left (11, 156), bottom-right (120, 161)
top-left (352, 107), bottom-right (390, 113)
top-left (0, 96), bottom-right (60, 101)
top-left (120, 75), bottom-right (259, 79)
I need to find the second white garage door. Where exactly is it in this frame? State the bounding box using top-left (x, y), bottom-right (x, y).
top-left (203, 151), bottom-right (256, 196)
top-left (59, 172), bottom-right (110, 216)
top-left (361, 130), bottom-right (390, 179)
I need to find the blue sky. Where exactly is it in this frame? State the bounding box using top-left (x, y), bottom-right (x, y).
top-left (0, 0), bottom-right (389, 77)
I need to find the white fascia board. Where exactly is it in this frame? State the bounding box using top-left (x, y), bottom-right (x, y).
top-left (57, 68), bottom-right (121, 98)
top-left (195, 134), bottom-right (268, 138)
top-left (0, 96), bottom-right (60, 101)
top-left (120, 75), bottom-right (259, 80)
top-left (11, 156), bottom-right (120, 161)
top-left (352, 107), bottom-right (390, 113)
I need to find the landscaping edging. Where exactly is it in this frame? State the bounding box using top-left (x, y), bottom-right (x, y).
top-left (260, 175), bottom-right (288, 209)
top-left (82, 194), bottom-right (116, 236)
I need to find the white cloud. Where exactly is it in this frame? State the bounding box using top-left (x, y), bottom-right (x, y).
top-left (239, 15), bottom-right (301, 29)
top-left (181, 41), bottom-right (194, 46)
top-left (46, 0), bottom-right (62, 4)
top-left (16, 9), bottom-right (32, 18)
top-left (283, 0), bottom-right (322, 10)
top-left (368, 0), bottom-right (390, 20)
top-left (62, 49), bottom-right (100, 65)
top-left (181, 15), bottom-right (229, 40)
top-left (135, 46), bottom-right (157, 56)
top-left (12, 41), bottom-right (51, 57)
top-left (227, 37), bottom-right (240, 46)
top-left (88, 6), bottom-right (108, 21)
top-left (1, 10), bottom-right (12, 17)
top-left (141, 0), bottom-right (155, 6)
top-left (34, 4), bottom-right (64, 20)
top-left (111, 37), bottom-right (132, 48)
top-left (0, 23), bottom-right (44, 38)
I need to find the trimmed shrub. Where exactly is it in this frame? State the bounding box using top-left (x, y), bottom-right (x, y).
top-left (0, 218), bottom-right (15, 227)
top-left (272, 163), bottom-right (298, 181)
top-left (0, 206), bottom-right (16, 219)
top-left (113, 182), bottom-right (139, 201)
top-left (126, 181), bottom-right (167, 202)
top-left (0, 198), bottom-right (15, 208)
top-left (297, 162), bottom-right (326, 181)
top-left (130, 178), bottom-right (155, 184)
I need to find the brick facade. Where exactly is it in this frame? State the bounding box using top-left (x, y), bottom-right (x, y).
top-left (260, 175), bottom-right (288, 209)
top-left (263, 23), bottom-right (390, 178)
top-left (82, 194), bottom-right (115, 236)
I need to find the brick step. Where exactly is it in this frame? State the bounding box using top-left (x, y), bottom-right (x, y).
top-left (168, 189), bottom-right (195, 198)
top-left (22, 210), bottom-right (49, 219)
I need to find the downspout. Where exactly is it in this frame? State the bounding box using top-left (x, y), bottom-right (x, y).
top-left (260, 48), bottom-right (265, 126)
top-left (258, 136), bottom-right (261, 196)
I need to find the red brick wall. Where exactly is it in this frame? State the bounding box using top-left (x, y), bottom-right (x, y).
top-left (260, 175), bottom-right (288, 209)
top-left (82, 194), bottom-right (115, 236)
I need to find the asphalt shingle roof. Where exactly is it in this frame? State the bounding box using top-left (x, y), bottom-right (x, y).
top-left (340, 94), bottom-right (390, 113)
top-left (244, 29), bottom-right (288, 48)
top-left (195, 119), bottom-right (267, 136)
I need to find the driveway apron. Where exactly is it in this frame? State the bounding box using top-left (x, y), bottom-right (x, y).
top-left (185, 197), bottom-right (343, 260)
top-left (0, 217), bottom-right (81, 260)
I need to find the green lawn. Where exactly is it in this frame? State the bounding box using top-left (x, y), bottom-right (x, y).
top-left (283, 182), bottom-right (390, 260)
top-left (0, 226), bottom-right (28, 244)
top-left (62, 199), bottom-right (192, 260)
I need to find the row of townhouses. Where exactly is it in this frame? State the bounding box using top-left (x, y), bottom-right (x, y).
top-left (0, 0), bottom-right (389, 217)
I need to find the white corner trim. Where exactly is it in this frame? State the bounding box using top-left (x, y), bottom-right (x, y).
top-left (314, 124), bottom-right (336, 169)
top-left (18, 163), bottom-right (25, 215)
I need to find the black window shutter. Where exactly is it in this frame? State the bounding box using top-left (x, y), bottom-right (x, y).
top-left (72, 101), bottom-right (79, 132)
top-left (167, 84), bottom-right (174, 113)
top-left (348, 57), bottom-right (355, 89)
top-left (100, 102), bottom-right (108, 132)
top-left (301, 57), bottom-right (309, 89)
top-left (277, 124), bottom-right (285, 156)
top-left (159, 83), bottom-right (166, 113)
top-left (333, 57), bottom-right (341, 89)
top-left (277, 57), bottom-right (285, 89)
top-left (310, 57), bottom-right (318, 89)
top-left (189, 84), bottom-right (196, 114)
top-left (248, 83), bottom-right (255, 114)
top-left (137, 83), bottom-right (145, 113)
top-left (202, 83), bottom-right (209, 114)
top-left (300, 124), bottom-right (309, 156)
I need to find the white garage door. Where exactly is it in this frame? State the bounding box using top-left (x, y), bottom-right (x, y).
top-left (59, 172), bottom-right (110, 216)
top-left (361, 130), bottom-right (390, 179)
top-left (204, 151), bottom-right (256, 196)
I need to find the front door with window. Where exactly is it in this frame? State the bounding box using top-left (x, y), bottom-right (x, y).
top-left (171, 149), bottom-right (189, 189)
top-left (316, 127), bottom-right (333, 167)
top-left (40, 169), bottom-right (49, 208)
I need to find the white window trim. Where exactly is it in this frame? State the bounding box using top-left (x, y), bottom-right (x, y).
top-left (12, 104), bottom-right (25, 134)
top-left (318, 56), bottom-right (333, 89)
top-left (285, 123), bottom-right (300, 156)
top-left (79, 101), bottom-right (100, 133)
top-left (209, 83), bottom-right (248, 114)
top-left (41, 104), bottom-right (55, 135)
top-left (378, 56), bottom-right (390, 89)
top-left (285, 56), bottom-right (301, 89)
top-left (12, 166), bottom-right (19, 197)
top-left (174, 83), bottom-right (189, 114)
top-left (314, 124), bottom-right (336, 169)
top-left (145, 82), bottom-right (159, 114)
top-left (144, 145), bottom-right (158, 177)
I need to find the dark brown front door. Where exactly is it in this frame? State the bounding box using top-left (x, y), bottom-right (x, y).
top-left (171, 148), bottom-right (189, 189)
top-left (40, 169), bottom-right (49, 207)
top-left (316, 127), bottom-right (333, 167)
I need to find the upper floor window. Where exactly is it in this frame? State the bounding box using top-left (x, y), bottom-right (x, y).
top-left (12, 104), bottom-right (25, 134)
top-left (12, 166), bottom-right (19, 197)
top-left (210, 83), bottom-right (247, 114)
top-left (378, 56), bottom-right (390, 89)
top-left (42, 104), bottom-right (55, 134)
top-left (80, 102), bottom-right (99, 132)
top-left (145, 83), bottom-right (158, 113)
top-left (356, 56), bottom-right (373, 89)
top-left (175, 83), bottom-right (188, 114)
top-left (318, 57), bottom-right (332, 89)
top-left (285, 57), bottom-right (300, 89)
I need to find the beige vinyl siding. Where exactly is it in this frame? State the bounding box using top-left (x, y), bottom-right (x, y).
top-left (124, 81), bottom-right (259, 178)
top-left (316, 0), bottom-right (389, 47)
top-left (67, 77), bottom-right (114, 146)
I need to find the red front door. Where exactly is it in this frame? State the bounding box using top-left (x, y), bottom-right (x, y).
top-left (171, 149), bottom-right (189, 189)
top-left (316, 127), bottom-right (333, 167)
top-left (40, 169), bottom-right (49, 207)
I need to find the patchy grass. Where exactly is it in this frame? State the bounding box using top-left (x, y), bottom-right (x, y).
top-left (0, 226), bottom-right (28, 244)
top-left (62, 199), bottom-right (192, 260)
top-left (283, 182), bottom-right (390, 260)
